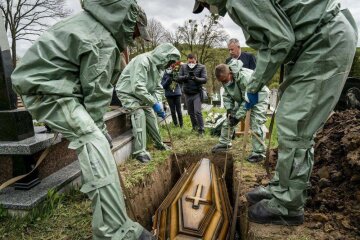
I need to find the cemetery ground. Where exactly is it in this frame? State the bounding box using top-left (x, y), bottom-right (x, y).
top-left (0, 109), bottom-right (359, 240)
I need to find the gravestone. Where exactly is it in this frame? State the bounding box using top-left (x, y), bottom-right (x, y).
top-left (0, 16), bottom-right (40, 189)
top-left (0, 16), bottom-right (34, 141)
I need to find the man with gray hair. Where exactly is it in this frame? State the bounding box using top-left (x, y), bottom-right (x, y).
top-left (225, 38), bottom-right (256, 70)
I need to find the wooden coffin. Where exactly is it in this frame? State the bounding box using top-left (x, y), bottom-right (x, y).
top-left (153, 158), bottom-right (232, 240)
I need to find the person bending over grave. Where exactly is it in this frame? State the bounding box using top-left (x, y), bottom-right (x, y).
top-left (211, 60), bottom-right (269, 163)
top-left (192, 0), bottom-right (357, 226)
top-left (12, 1), bottom-right (154, 239)
top-left (116, 43), bottom-right (180, 163)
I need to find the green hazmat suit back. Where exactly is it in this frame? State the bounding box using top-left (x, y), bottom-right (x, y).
top-left (12, 0), bottom-right (140, 132)
top-left (197, 0), bottom-right (357, 93)
top-left (197, 0), bottom-right (358, 215)
top-left (11, 1), bottom-right (151, 239)
top-left (116, 43), bottom-right (181, 109)
top-left (83, 0), bottom-right (139, 51)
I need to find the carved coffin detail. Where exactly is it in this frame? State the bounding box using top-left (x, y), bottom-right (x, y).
top-left (153, 158), bottom-right (232, 239)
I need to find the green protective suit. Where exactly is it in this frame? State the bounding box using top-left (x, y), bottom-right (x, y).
top-left (12, 1), bottom-right (146, 239)
top-left (196, 0), bottom-right (358, 214)
top-left (116, 43), bottom-right (180, 159)
top-left (219, 60), bottom-right (269, 157)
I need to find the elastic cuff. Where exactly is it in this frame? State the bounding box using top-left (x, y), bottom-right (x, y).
top-left (68, 131), bottom-right (104, 149)
top-left (279, 179), bottom-right (310, 191)
top-left (80, 172), bottom-right (118, 193)
top-left (278, 136), bottom-right (315, 149)
top-left (112, 219), bottom-right (143, 239)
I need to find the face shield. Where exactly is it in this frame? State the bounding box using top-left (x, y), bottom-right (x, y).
top-left (134, 6), bottom-right (151, 41)
top-left (192, 0), bottom-right (227, 16)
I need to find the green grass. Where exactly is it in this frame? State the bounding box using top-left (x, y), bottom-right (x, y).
top-left (0, 108), bottom-right (278, 239)
top-left (0, 188), bottom-right (92, 240)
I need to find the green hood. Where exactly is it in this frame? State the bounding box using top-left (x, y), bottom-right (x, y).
top-left (83, 0), bottom-right (139, 51)
top-left (228, 58), bottom-right (243, 77)
top-left (193, 0), bottom-right (228, 16)
top-left (148, 43), bottom-right (181, 70)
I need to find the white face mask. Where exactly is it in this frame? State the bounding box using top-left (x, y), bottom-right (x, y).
top-left (223, 80), bottom-right (233, 87)
top-left (165, 68), bottom-right (173, 74)
top-left (188, 63), bottom-right (196, 69)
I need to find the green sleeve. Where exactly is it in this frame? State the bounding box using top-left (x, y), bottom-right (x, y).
top-left (227, 0), bottom-right (295, 93)
top-left (223, 90), bottom-right (235, 111)
top-left (234, 101), bottom-right (246, 120)
top-left (154, 80), bottom-right (164, 103)
top-left (79, 42), bottom-right (118, 134)
top-left (131, 60), bottom-right (158, 106)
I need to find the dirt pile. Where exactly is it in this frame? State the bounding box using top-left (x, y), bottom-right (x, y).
top-left (307, 109), bottom-right (360, 239)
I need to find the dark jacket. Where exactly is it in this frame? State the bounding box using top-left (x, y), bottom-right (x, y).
top-left (161, 73), bottom-right (182, 97)
top-left (177, 63), bottom-right (207, 95)
top-left (226, 52), bottom-right (256, 70)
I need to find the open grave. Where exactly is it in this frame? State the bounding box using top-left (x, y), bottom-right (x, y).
top-left (118, 152), bottom-right (239, 238)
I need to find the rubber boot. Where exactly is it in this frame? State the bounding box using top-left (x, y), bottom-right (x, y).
top-left (245, 186), bottom-right (272, 205)
top-left (211, 143), bottom-right (232, 153)
top-left (247, 153), bottom-right (265, 163)
top-left (248, 199), bottom-right (304, 226)
top-left (138, 229), bottom-right (155, 240)
top-left (136, 154), bottom-right (151, 163)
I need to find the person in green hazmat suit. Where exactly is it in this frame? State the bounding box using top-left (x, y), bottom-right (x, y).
top-left (116, 43), bottom-right (181, 163)
top-left (211, 60), bottom-right (269, 163)
top-left (12, 1), bottom-right (155, 239)
top-left (191, 0), bottom-right (358, 225)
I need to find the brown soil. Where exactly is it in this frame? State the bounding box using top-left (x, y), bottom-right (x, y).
top-left (244, 110), bottom-right (360, 240)
top-left (307, 109), bottom-right (360, 239)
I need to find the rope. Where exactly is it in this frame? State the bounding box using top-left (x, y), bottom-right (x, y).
top-left (0, 133), bottom-right (59, 191)
top-left (264, 64), bottom-right (284, 179)
top-left (222, 115), bottom-right (232, 179)
top-left (164, 117), bottom-right (183, 175)
top-left (229, 110), bottom-right (251, 240)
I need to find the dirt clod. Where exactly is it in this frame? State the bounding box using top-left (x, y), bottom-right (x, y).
top-left (312, 213), bottom-right (329, 222)
top-left (317, 166), bottom-right (330, 179)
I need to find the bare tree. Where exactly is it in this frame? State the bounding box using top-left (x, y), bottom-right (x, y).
top-left (147, 18), bottom-right (167, 49)
top-left (177, 19), bottom-right (198, 53)
top-left (197, 14), bottom-right (228, 64)
top-left (0, 0), bottom-right (71, 67)
top-left (128, 18), bottom-right (168, 57)
top-left (176, 15), bottom-right (228, 64)
top-left (164, 28), bottom-right (186, 57)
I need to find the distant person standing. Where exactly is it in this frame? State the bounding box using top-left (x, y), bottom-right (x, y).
top-left (225, 38), bottom-right (256, 70)
top-left (177, 54), bottom-right (207, 135)
top-left (161, 62), bottom-right (183, 128)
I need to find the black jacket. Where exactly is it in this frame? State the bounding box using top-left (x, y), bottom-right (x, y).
top-left (161, 73), bottom-right (182, 97)
top-left (177, 63), bottom-right (207, 95)
top-left (226, 52), bottom-right (256, 70)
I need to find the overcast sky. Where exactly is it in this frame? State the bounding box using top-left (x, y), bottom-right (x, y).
top-left (16, 0), bottom-right (360, 56)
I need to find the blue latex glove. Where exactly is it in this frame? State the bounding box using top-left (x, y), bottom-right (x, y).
top-left (152, 103), bottom-right (166, 119)
top-left (245, 92), bottom-right (259, 110)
